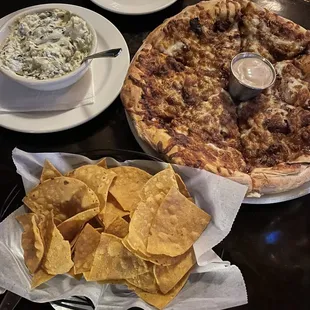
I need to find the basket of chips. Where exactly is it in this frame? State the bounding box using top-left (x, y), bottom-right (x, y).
top-left (0, 148), bottom-right (248, 310)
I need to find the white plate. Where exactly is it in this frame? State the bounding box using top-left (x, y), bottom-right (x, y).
top-left (0, 4), bottom-right (130, 133)
top-left (90, 0), bottom-right (178, 15)
top-left (243, 183), bottom-right (310, 204)
top-left (126, 112), bottom-right (310, 204)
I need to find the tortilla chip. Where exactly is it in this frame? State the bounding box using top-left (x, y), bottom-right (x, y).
top-left (107, 194), bottom-right (129, 217)
top-left (109, 166), bottom-right (152, 211)
top-left (53, 218), bottom-right (62, 226)
top-left (84, 272), bottom-right (127, 285)
top-left (40, 160), bottom-right (62, 183)
top-left (109, 194), bottom-right (129, 215)
top-left (95, 227), bottom-right (104, 233)
top-left (84, 273), bottom-right (129, 285)
top-left (99, 194), bottom-right (129, 228)
top-left (147, 187), bottom-right (211, 257)
top-left (83, 271), bottom-right (91, 281)
top-left (31, 268), bottom-right (54, 289)
top-left (188, 197), bottom-right (195, 203)
top-left (129, 272), bottom-right (190, 310)
top-left (97, 279), bottom-right (126, 285)
top-left (87, 233), bottom-right (148, 281)
top-left (97, 158), bottom-right (108, 169)
top-left (127, 267), bottom-right (158, 293)
top-left (122, 236), bottom-right (183, 266)
top-left (73, 224), bottom-right (101, 274)
top-left (123, 214), bottom-right (131, 223)
top-left (105, 217), bottom-right (129, 238)
top-left (175, 174), bottom-right (191, 199)
top-left (126, 195), bottom-right (164, 255)
top-left (154, 248), bottom-right (196, 294)
top-left (67, 165), bottom-right (116, 212)
top-left (57, 207), bottom-right (99, 241)
top-left (67, 267), bottom-right (83, 280)
top-left (88, 217), bottom-right (103, 229)
top-left (139, 165), bottom-right (178, 202)
top-left (70, 229), bottom-right (81, 253)
top-left (40, 213), bottom-right (73, 275)
top-left (16, 213), bottom-right (44, 274)
top-left (23, 177), bottom-right (100, 223)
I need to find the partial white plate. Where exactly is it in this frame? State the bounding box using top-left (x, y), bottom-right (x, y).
top-left (243, 182), bottom-right (310, 204)
top-left (90, 0), bottom-right (178, 15)
top-left (0, 4), bottom-right (130, 133)
top-left (125, 111), bottom-right (310, 204)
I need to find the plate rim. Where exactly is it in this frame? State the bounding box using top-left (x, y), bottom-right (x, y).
top-left (90, 0), bottom-right (178, 15)
top-left (0, 3), bottom-right (130, 134)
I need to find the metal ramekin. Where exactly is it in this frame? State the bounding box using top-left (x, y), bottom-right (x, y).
top-left (228, 52), bottom-right (276, 101)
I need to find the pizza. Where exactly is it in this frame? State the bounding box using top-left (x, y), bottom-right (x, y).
top-left (121, 0), bottom-right (310, 196)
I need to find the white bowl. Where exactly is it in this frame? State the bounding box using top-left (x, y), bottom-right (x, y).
top-left (0, 7), bottom-right (97, 91)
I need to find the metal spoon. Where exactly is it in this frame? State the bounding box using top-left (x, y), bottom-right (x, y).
top-left (83, 48), bottom-right (122, 63)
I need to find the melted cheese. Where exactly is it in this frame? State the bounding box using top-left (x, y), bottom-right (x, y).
top-left (275, 61), bottom-right (291, 76)
top-left (164, 41), bottom-right (185, 56)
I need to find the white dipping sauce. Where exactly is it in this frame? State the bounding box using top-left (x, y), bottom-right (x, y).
top-left (232, 57), bottom-right (274, 89)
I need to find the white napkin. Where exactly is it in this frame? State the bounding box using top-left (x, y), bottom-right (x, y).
top-left (0, 148), bottom-right (248, 309)
top-left (0, 68), bottom-right (94, 113)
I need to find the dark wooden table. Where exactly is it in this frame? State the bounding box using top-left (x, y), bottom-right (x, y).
top-left (0, 0), bottom-right (309, 309)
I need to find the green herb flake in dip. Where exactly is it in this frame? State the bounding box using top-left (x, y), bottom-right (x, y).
top-left (0, 9), bottom-right (93, 80)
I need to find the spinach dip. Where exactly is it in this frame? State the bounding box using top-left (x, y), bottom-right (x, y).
top-left (0, 9), bottom-right (93, 80)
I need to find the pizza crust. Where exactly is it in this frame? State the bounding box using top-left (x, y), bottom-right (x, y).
top-left (251, 164), bottom-right (310, 195)
top-left (144, 0), bottom-right (245, 48)
top-left (228, 172), bottom-right (253, 193)
top-left (121, 0), bottom-right (310, 197)
top-left (250, 155), bottom-right (310, 195)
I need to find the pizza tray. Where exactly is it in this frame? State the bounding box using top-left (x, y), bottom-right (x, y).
top-left (125, 111), bottom-right (310, 204)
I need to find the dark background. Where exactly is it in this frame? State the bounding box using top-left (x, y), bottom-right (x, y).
top-left (0, 0), bottom-right (310, 309)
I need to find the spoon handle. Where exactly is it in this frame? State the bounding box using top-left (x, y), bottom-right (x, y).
top-left (83, 48), bottom-right (122, 62)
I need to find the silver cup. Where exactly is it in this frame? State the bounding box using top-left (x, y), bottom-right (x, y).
top-left (228, 52), bottom-right (276, 101)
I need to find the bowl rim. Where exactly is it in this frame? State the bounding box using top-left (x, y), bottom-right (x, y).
top-left (0, 6), bottom-right (98, 85)
top-left (230, 52), bottom-right (276, 90)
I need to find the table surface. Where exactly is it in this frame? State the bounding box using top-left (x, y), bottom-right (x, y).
top-left (0, 0), bottom-right (310, 309)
